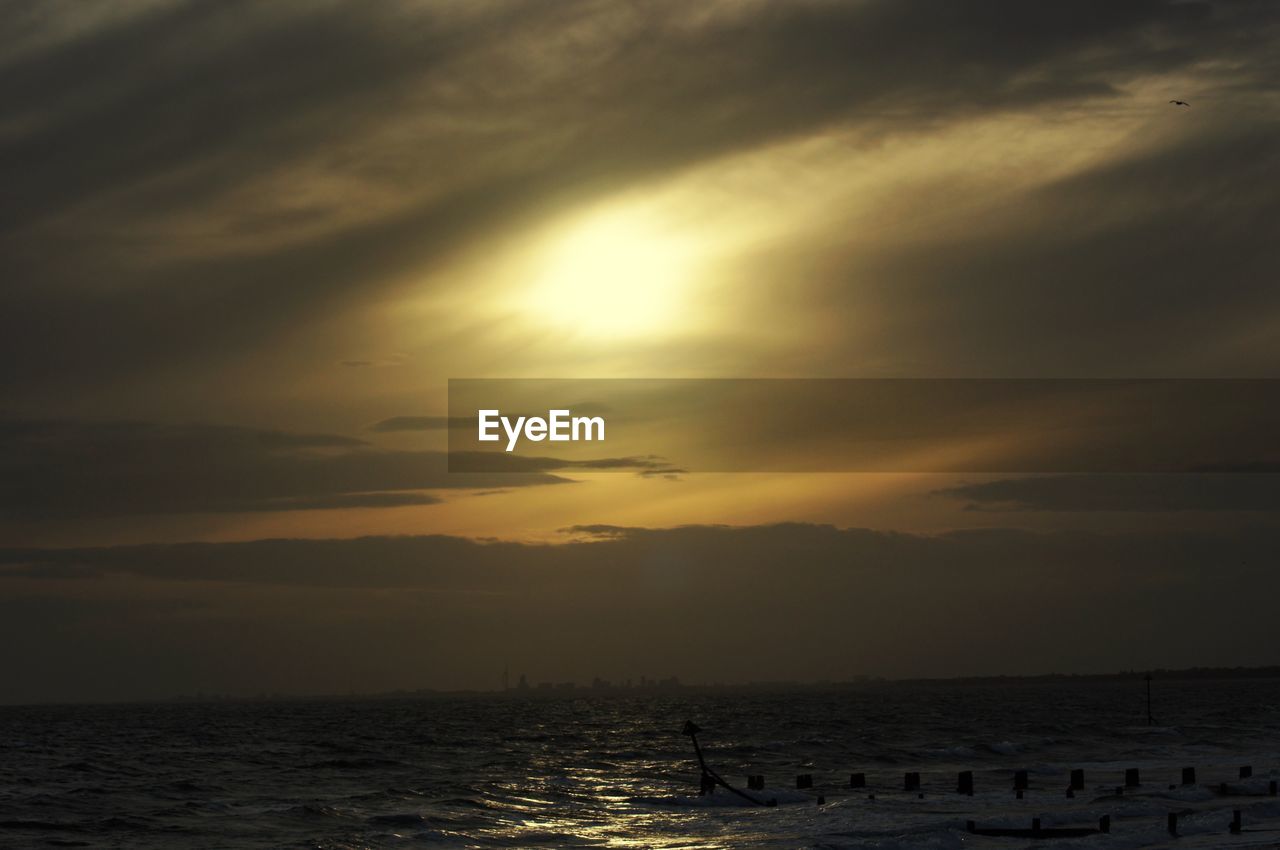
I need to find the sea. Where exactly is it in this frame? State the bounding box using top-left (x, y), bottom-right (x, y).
top-left (3, 678), bottom-right (1280, 849)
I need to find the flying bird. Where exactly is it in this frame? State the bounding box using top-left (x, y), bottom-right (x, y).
top-left (1169, 100), bottom-right (1190, 107)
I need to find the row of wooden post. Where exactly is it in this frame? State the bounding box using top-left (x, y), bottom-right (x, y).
top-left (967, 811), bottom-right (1247, 838)
top-left (1168, 808), bottom-right (1246, 836)
top-left (967, 814), bottom-right (1112, 837)
top-left (758, 765), bottom-right (1277, 795)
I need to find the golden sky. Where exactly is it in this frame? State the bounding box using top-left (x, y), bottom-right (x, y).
top-left (2, 0), bottom-right (1278, 699)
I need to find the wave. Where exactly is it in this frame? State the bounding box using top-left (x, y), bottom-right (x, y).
top-left (301, 757), bottom-right (412, 770)
top-left (366, 813), bottom-right (426, 827)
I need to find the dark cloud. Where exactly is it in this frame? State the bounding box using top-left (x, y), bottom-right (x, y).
top-left (1191, 461), bottom-right (1280, 473)
top-left (0, 418), bottom-right (685, 520)
top-left (3, 0), bottom-right (1277, 401)
top-left (0, 419), bottom-right (570, 520)
top-left (448, 451), bottom-right (679, 474)
top-left (562, 524), bottom-right (654, 538)
top-left (228, 491), bottom-right (444, 512)
top-left (369, 416), bottom-right (468, 432)
top-left (2, 521), bottom-right (1278, 702)
top-left (794, 112), bottom-right (1280, 376)
top-left (938, 474), bottom-right (1280, 512)
top-left (0, 1), bottom-right (493, 232)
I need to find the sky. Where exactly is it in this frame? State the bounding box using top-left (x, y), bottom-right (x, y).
top-left (2, 0), bottom-right (1279, 703)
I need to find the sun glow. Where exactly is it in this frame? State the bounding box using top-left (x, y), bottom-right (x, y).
top-left (519, 207), bottom-right (699, 339)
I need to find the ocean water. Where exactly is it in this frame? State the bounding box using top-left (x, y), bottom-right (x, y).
top-left (3, 679), bottom-right (1280, 849)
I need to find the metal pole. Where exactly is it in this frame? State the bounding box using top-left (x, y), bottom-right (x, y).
top-left (682, 721), bottom-right (766, 806)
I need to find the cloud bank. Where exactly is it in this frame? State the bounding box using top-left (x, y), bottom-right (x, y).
top-left (3, 522), bottom-right (1277, 703)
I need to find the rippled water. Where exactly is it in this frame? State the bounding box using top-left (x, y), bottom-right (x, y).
top-left (3, 679), bottom-right (1280, 848)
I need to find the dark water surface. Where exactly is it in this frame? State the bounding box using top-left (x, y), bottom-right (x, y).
top-left (3, 679), bottom-right (1280, 848)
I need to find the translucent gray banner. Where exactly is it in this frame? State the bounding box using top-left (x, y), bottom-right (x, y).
top-left (447, 379), bottom-right (1280, 473)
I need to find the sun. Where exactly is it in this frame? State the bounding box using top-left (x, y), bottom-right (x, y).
top-left (519, 206), bottom-right (698, 339)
